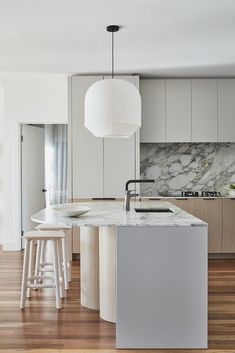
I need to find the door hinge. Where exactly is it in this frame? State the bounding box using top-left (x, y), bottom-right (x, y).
top-left (21, 135), bottom-right (23, 142)
top-left (21, 230), bottom-right (24, 237)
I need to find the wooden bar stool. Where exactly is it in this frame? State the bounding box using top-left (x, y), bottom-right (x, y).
top-left (35, 223), bottom-right (71, 289)
top-left (20, 230), bottom-right (65, 310)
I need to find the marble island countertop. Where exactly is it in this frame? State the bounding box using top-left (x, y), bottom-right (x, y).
top-left (31, 201), bottom-right (207, 227)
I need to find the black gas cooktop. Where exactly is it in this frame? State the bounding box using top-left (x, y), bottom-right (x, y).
top-left (181, 191), bottom-right (221, 197)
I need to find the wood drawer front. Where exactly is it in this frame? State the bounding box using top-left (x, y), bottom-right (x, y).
top-left (222, 199), bottom-right (235, 253)
top-left (165, 198), bottom-right (196, 216)
top-left (196, 199), bottom-right (222, 253)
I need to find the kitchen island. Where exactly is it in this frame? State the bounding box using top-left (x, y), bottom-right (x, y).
top-left (32, 201), bottom-right (208, 349)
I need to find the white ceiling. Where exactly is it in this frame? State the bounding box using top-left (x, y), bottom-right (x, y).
top-left (0, 0), bottom-right (235, 77)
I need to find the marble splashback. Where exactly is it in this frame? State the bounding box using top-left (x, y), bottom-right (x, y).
top-left (140, 143), bottom-right (235, 196)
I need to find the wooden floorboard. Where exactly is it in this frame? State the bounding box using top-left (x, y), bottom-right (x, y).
top-left (1, 250), bottom-right (235, 351)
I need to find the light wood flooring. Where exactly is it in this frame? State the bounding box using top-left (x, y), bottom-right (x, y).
top-left (1, 248), bottom-right (235, 352)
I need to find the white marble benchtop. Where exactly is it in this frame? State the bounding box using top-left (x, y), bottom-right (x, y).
top-left (31, 201), bottom-right (207, 228)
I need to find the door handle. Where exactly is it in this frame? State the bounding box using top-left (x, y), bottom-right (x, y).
top-left (42, 188), bottom-right (47, 193)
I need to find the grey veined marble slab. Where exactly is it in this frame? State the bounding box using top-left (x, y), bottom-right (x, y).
top-left (31, 201), bottom-right (207, 227)
top-left (140, 143), bottom-right (235, 196)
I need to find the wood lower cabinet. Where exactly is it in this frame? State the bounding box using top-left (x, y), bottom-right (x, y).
top-left (165, 198), bottom-right (196, 215)
top-left (195, 199), bottom-right (223, 253)
top-left (72, 227), bottom-right (80, 254)
top-left (149, 197), bottom-right (235, 254)
top-left (222, 199), bottom-right (235, 253)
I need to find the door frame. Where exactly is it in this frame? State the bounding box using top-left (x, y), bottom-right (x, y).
top-left (19, 122), bottom-right (70, 250)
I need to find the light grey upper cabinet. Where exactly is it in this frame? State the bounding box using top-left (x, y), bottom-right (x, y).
top-left (218, 79), bottom-right (235, 142)
top-left (192, 79), bottom-right (218, 142)
top-left (140, 79), bottom-right (165, 142)
top-left (166, 80), bottom-right (191, 142)
top-left (103, 76), bottom-right (139, 198)
top-left (71, 76), bottom-right (104, 199)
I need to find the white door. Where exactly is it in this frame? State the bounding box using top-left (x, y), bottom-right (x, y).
top-left (21, 125), bottom-right (45, 239)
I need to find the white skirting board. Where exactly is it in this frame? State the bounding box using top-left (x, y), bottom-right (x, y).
top-left (116, 225), bottom-right (208, 349)
top-left (2, 240), bottom-right (21, 251)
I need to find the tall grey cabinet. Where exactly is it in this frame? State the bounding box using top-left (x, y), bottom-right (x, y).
top-left (70, 75), bottom-right (139, 200)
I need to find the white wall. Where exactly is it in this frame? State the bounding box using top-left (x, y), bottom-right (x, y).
top-left (0, 73), bottom-right (68, 250)
top-left (0, 85), bottom-right (4, 247)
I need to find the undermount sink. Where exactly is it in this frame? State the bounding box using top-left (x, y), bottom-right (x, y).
top-left (134, 207), bottom-right (174, 213)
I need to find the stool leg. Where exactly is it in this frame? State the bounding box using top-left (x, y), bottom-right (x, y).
top-left (57, 239), bottom-right (65, 298)
top-left (34, 240), bottom-right (41, 287)
top-left (68, 264), bottom-right (71, 282)
top-left (39, 240), bottom-right (45, 276)
top-left (20, 239), bottom-right (30, 309)
top-left (52, 239), bottom-right (61, 309)
top-left (66, 231), bottom-right (72, 282)
top-left (62, 237), bottom-right (69, 290)
top-left (27, 240), bottom-right (34, 298)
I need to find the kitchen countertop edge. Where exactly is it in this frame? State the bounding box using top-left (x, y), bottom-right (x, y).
top-left (31, 201), bottom-right (207, 228)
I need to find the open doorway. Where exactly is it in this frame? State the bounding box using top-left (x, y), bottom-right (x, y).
top-left (21, 123), bottom-right (68, 248)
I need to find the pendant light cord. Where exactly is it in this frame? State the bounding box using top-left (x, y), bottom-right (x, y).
top-left (112, 31), bottom-right (114, 78)
top-left (107, 25), bottom-right (119, 79)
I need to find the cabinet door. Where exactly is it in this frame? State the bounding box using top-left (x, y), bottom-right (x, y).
top-left (222, 199), bottom-right (235, 253)
top-left (196, 199), bottom-right (222, 253)
top-left (192, 79), bottom-right (218, 142)
top-left (164, 198), bottom-right (196, 215)
top-left (218, 79), bottom-right (235, 142)
top-left (103, 76), bottom-right (138, 198)
top-left (166, 80), bottom-right (191, 142)
top-left (140, 79), bottom-right (165, 142)
top-left (72, 227), bottom-right (80, 254)
top-left (71, 76), bottom-right (104, 198)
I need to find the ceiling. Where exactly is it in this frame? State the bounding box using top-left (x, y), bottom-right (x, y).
top-left (0, 0), bottom-right (235, 77)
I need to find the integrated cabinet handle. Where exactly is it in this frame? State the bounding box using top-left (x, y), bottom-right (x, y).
top-left (202, 198), bottom-right (215, 200)
top-left (148, 198), bottom-right (161, 200)
top-left (92, 197), bottom-right (116, 200)
top-left (176, 198), bottom-right (188, 200)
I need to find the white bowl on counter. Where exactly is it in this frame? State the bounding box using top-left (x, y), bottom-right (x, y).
top-left (52, 204), bottom-right (90, 217)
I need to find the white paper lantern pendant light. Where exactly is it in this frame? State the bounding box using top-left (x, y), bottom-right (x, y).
top-left (85, 25), bottom-right (141, 138)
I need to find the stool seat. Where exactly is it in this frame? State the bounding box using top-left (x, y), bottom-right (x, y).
top-left (24, 230), bottom-right (65, 240)
top-left (35, 223), bottom-right (71, 230)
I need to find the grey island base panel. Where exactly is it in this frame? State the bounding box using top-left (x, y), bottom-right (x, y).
top-left (116, 225), bottom-right (208, 349)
